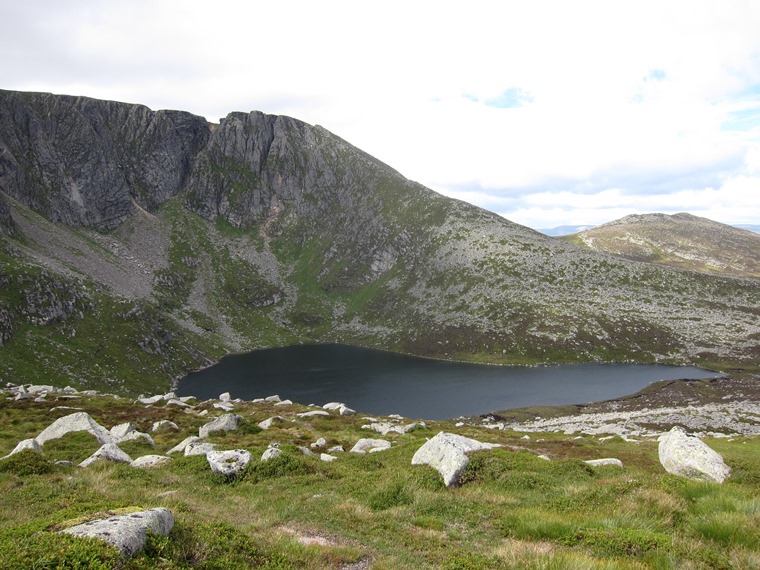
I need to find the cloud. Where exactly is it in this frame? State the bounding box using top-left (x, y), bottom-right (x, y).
top-left (1, 0), bottom-right (759, 229)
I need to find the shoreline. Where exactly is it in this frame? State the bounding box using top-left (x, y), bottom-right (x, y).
top-left (477, 374), bottom-right (760, 437)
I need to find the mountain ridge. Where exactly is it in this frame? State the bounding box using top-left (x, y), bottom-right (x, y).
top-left (566, 212), bottom-right (760, 278)
top-left (1, 90), bottom-right (759, 394)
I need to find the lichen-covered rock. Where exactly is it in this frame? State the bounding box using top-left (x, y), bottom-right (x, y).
top-left (585, 458), bottom-right (624, 468)
top-left (411, 432), bottom-right (501, 487)
top-left (79, 443), bottom-right (133, 468)
top-left (184, 441), bottom-right (216, 456)
top-left (35, 412), bottom-right (112, 446)
top-left (61, 508), bottom-right (174, 556)
top-left (258, 416), bottom-right (285, 430)
top-left (199, 413), bottom-right (242, 438)
top-left (166, 436), bottom-right (200, 455)
top-left (110, 423), bottom-right (136, 439)
top-left (350, 438), bottom-right (391, 454)
top-left (261, 447), bottom-right (283, 462)
top-left (130, 455), bottom-right (171, 469)
top-left (207, 449), bottom-right (251, 477)
top-left (658, 426), bottom-right (730, 483)
top-left (151, 420), bottom-right (179, 433)
top-left (1, 438), bottom-right (41, 460)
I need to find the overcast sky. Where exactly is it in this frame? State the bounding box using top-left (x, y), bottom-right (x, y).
top-left (2, 0), bottom-right (759, 230)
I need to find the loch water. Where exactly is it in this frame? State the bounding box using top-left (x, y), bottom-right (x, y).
top-left (176, 344), bottom-right (720, 420)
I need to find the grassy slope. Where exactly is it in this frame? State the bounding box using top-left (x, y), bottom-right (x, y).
top-left (0, 393), bottom-right (758, 569)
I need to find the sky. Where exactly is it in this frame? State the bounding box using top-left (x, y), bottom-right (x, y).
top-left (2, 0), bottom-right (760, 230)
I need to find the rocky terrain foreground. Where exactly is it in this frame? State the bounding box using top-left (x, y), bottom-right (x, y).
top-left (1, 380), bottom-right (758, 569)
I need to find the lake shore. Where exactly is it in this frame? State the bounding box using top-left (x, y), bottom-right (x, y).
top-left (478, 374), bottom-right (760, 437)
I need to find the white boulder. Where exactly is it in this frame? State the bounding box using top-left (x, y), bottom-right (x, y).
top-left (184, 441), bottom-right (216, 456)
top-left (411, 431), bottom-right (501, 487)
top-left (207, 449), bottom-right (251, 477)
top-left (585, 458), bottom-right (624, 468)
top-left (35, 412), bottom-right (112, 446)
top-left (297, 410), bottom-right (330, 418)
top-left (151, 420), bottom-right (179, 433)
top-left (261, 447), bottom-right (283, 462)
top-left (258, 416), bottom-right (285, 430)
top-left (166, 436), bottom-right (201, 455)
top-left (198, 414), bottom-right (242, 438)
top-left (1, 438), bottom-right (42, 460)
top-left (62, 507), bottom-right (174, 557)
top-left (658, 426), bottom-right (730, 483)
top-left (79, 443), bottom-right (133, 468)
top-left (350, 438), bottom-right (391, 454)
top-left (130, 455), bottom-right (172, 469)
top-left (110, 423), bottom-right (136, 439)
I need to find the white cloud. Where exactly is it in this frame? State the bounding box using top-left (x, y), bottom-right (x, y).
top-left (2, 0), bottom-right (760, 229)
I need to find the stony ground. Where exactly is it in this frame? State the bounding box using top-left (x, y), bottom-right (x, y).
top-left (480, 375), bottom-right (760, 438)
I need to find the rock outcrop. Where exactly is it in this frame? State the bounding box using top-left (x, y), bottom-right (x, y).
top-left (411, 432), bottom-right (501, 487)
top-left (658, 426), bottom-right (731, 483)
top-left (61, 508), bottom-right (174, 556)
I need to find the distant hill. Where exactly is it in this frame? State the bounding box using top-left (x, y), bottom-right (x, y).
top-left (565, 213), bottom-right (760, 278)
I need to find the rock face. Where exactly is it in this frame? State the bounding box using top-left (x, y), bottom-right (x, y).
top-left (658, 426), bottom-right (731, 483)
top-left (411, 432), bottom-right (501, 487)
top-left (62, 507), bottom-right (174, 556)
top-left (206, 449), bottom-right (251, 477)
top-left (0, 91), bottom-right (209, 229)
top-left (35, 412), bottom-right (112, 446)
top-left (0, 193), bottom-right (16, 237)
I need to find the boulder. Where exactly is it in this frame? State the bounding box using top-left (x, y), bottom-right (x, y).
top-left (151, 420), bottom-right (179, 432)
top-left (166, 436), bottom-right (201, 455)
top-left (207, 449), bottom-right (251, 477)
top-left (658, 426), bottom-right (730, 483)
top-left (110, 423), bottom-right (136, 439)
top-left (585, 458), bottom-right (624, 468)
top-left (35, 412), bottom-right (112, 446)
top-left (219, 392), bottom-right (232, 402)
top-left (274, 399), bottom-right (293, 406)
top-left (322, 402), bottom-right (345, 411)
top-left (338, 405), bottom-right (356, 416)
top-left (327, 445), bottom-right (344, 454)
top-left (310, 437), bottom-right (327, 449)
top-left (258, 416), bottom-right (285, 430)
top-left (62, 508), bottom-right (174, 557)
top-left (265, 395), bottom-right (281, 403)
top-left (320, 453), bottom-right (337, 462)
top-left (411, 432), bottom-right (501, 487)
top-left (79, 443), bottom-right (133, 468)
top-left (213, 402), bottom-right (235, 411)
top-left (137, 395), bottom-right (163, 405)
top-left (350, 438), bottom-right (391, 454)
top-left (116, 431), bottom-right (155, 447)
top-left (165, 399), bottom-right (193, 408)
top-left (297, 410), bottom-right (330, 418)
top-left (261, 447), bottom-right (283, 462)
top-left (1, 438), bottom-right (41, 460)
top-left (185, 441), bottom-right (216, 456)
top-left (198, 413), bottom-right (242, 438)
top-left (130, 455), bottom-right (172, 469)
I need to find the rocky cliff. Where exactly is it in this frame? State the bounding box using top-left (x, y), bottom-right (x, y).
top-left (1, 90), bottom-right (759, 393)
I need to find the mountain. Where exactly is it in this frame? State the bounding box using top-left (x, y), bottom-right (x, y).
top-left (565, 213), bottom-right (760, 278)
top-left (1, 90), bottom-right (759, 394)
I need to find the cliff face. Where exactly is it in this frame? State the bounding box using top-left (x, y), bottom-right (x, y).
top-left (1, 90), bottom-right (759, 393)
top-left (0, 90), bottom-right (209, 228)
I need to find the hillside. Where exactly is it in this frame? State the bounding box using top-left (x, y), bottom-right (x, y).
top-left (1, 90), bottom-right (760, 395)
top-left (565, 213), bottom-right (760, 278)
top-left (1, 382), bottom-right (759, 568)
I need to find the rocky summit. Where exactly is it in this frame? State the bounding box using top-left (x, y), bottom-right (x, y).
top-left (1, 89), bottom-right (759, 396)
